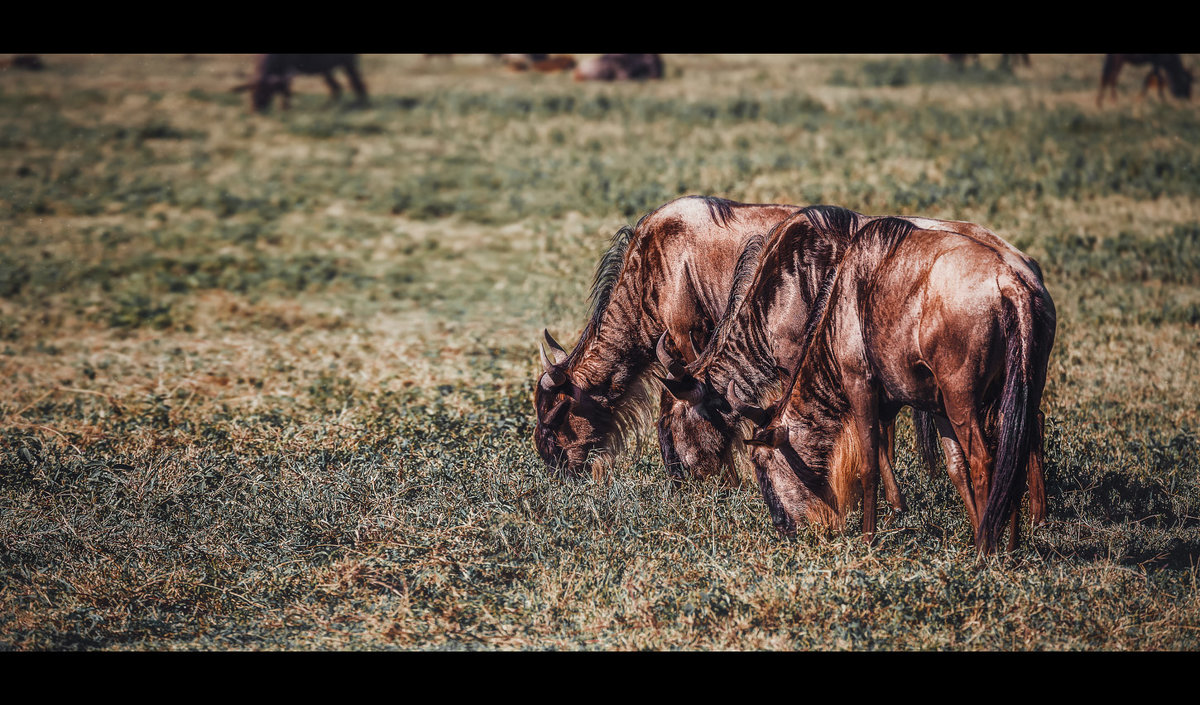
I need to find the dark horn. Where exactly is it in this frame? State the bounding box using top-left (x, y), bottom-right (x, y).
top-left (655, 333), bottom-right (689, 379)
top-left (543, 329), bottom-right (568, 364)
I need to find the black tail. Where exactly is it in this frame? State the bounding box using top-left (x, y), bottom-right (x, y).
top-left (912, 409), bottom-right (942, 478)
top-left (977, 298), bottom-right (1036, 553)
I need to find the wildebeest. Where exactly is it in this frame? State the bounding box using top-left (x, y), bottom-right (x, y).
top-left (946, 54), bottom-right (1030, 71)
top-left (573, 54), bottom-right (664, 81)
top-left (656, 210), bottom-right (1055, 554)
top-left (535, 200), bottom-right (960, 521)
top-left (500, 54), bottom-right (577, 72)
top-left (1097, 54), bottom-right (1193, 107)
top-left (7, 55), bottom-right (45, 71)
top-left (534, 196), bottom-right (800, 484)
top-left (233, 54), bottom-right (369, 113)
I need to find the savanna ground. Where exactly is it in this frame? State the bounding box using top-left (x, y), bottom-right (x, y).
top-left (1, 53), bottom-right (1198, 650)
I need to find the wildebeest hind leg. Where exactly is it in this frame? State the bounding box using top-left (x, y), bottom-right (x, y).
top-left (344, 65), bottom-right (369, 106)
top-left (1027, 410), bottom-right (1047, 526)
top-left (322, 72), bottom-right (343, 104)
top-left (933, 415), bottom-right (979, 531)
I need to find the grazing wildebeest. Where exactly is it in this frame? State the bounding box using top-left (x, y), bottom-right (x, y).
top-left (656, 211), bottom-right (1055, 554)
top-left (1097, 54), bottom-right (1193, 107)
top-left (534, 196), bottom-right (800, 483)
top-left (573, 54), bottom-right (664, 81)
top-left (535, 201), bottom-right (958, 524)
top-left (7, 55), bottom-right (45, 71)
top-left (233, 54), bottom-right (369, 113)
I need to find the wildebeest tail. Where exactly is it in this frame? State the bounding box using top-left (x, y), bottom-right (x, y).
top-left (912, 409), bottom-right (942, 478)
top-left (978, 296), bottom-right (1038, 553)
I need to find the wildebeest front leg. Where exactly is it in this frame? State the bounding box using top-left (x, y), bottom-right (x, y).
top-left (279, 80), bottom-right (293, 110)
top-left (322, 71), bottom-right (343, 104)
top-left (846, 382), bottom-right (882, 543)
top-left (878, 419), bottom-right (907, 516)
top-left (343, 63), bottom-right (369, 106)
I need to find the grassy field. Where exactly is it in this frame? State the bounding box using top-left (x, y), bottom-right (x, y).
top-left (1, 53), bottom-right (1198, 650)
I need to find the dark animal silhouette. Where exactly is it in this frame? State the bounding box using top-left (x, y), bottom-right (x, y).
top-left (656, 210), bottom-right (1055, 554)
top-left (573, 54), bottom-right (664, 81)
top-left (1001, 54), bottom-right (1030, 70)
top-left (946, 54), bottom-right (1030, 71)
top-left (7, 55), bottom-right (45, 71)
top-left (1097, 54), bottom-right (1193, 107)
top-left (233, 54), bottom-right (368, 113)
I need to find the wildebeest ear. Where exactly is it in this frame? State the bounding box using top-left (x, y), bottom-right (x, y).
top-left (656, 373), bottom-right (705, 404)
top-left (544, 398), bottom-right (571, 427)
top-left (744, 425), bottom-right (790, 449)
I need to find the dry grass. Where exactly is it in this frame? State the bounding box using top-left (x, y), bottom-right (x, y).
top-left (1, 54), bottom-right (1198, 650)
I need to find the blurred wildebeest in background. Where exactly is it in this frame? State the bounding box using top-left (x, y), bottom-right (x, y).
top-left (946, 53), bottom-right (979, 69)
top-left (499, 54), bottom-right (576, 72)
top-left (1000, 53), bottom-right (1030, 69)
top-left (1097, 54), bottom-right (1193, 107)
top-left (573, 54), bottom-right (663, 81)
top-left (946, 54), bottom-right (1030, 71)
top-left (5, 55), bottom-right (45, 71)
top-left (234, 54), bottom-right (369, 113)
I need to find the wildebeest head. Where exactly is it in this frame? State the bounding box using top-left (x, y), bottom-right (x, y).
top-left (532, 329), bottom-right (610, 477)
top-left (654, 334), bottom-right (742, 479)
top-left (656, 332), bottom-right (796, 480)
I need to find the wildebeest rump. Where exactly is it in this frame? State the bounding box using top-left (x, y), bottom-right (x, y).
top-left (1097, 54), bottom-right (1193, 107)
top-left (234, 54), bottom-right (369, 113)
top-left (573, 54), bottom-right (663, 81)
top-left (656, 209), bottom-right (1055, 554)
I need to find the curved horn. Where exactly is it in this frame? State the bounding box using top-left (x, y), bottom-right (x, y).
top-left (725, 381), bottom-right (772, 427)
top-left (655, 333), bottom-right (689, 380)
top-left (543, 329), bottom-right (568, 364)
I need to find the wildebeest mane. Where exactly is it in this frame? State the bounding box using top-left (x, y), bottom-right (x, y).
top-left (574, 196), bottom-right (746, 364)
top-left (773, 215), bottom-right (917, 411)
top-left (701, 195), bottom-right (739, 228)
top-left (572, 224), bottom-right (636, 364)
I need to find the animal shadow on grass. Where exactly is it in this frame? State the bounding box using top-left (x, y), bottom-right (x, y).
top-left (1042, 433), bottom-right (1200, 570)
